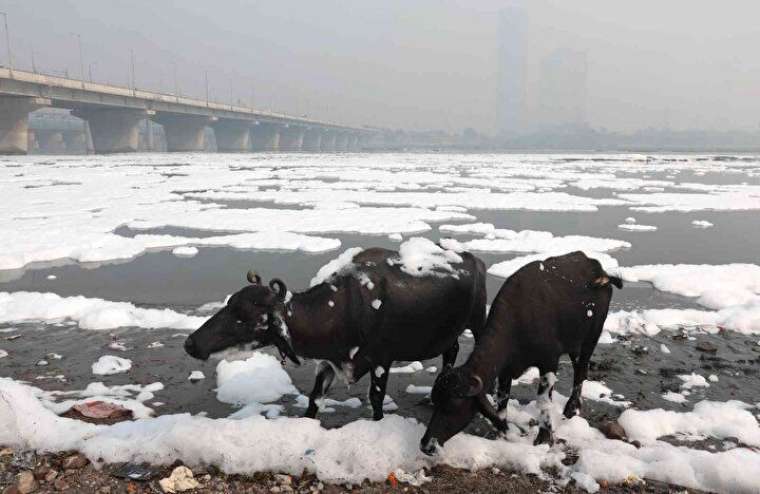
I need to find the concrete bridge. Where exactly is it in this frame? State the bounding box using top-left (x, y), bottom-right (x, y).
top-left (0, 68), bottom-right (376, 154)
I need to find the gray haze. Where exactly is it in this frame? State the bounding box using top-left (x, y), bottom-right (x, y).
top-left (3, 0), bottom-right (760, 134)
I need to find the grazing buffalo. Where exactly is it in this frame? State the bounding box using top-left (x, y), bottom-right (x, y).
top-left (185, 241), bottom-right (487, 421)
top-left (420, 251), bottom-right (622, 454)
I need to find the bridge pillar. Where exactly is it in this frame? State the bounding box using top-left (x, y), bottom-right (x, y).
top-left (62, 130), bottom-right (88, 154)
top-left (36, 130), bottom-right (66, 154)
top-left (301, 128), bottom-right (322, 152)
top-left (250, 122), bottom-right (280, 151)
top-left (278, 126), bottom-right (304, 152)
top-left (320, 131), bottom-right (337, 152)
top-left (74, 108), bottom-right (148, 153)
top-left (335, 132), bottom-right (350, 153)
top-left (153, 113), bottom-right (212, 152)
top-left (27, 130), bottom-right (38, 152)
top-left (213, 120), bottom-right (251, 152)
top-left (347, 133), bottom-right (360, 152)
top-left (0, 96), bottom-right (51, 155)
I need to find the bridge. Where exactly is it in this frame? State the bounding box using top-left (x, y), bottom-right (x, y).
top-left (0, 68), bottom-right (377, 154)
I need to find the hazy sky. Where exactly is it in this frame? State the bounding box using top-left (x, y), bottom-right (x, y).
top-left (3, 1), bottom-right (759, 133)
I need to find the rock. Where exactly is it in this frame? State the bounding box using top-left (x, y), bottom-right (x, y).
top-left (274, 474), bottom-right (292, 485)
top-left (33, 466), bottom-right (54, 481)
top-left (44, 470), bottom-right (59, 483)
top-left (0, 447), bottom-right (13, 456)
top-left (630, 440), bottom-right (642, 449)
top-left (631, 345), bottom-right (649, 355)
top-left (53, 478), bottom-right (68, 491)
top-left (159, 466), bottom-right (200, 493)
top-left (15, 471), bottom-right (37, 494)
top-left (696, 341), bottom-right (718, 353)
top-left (62, 453), bottom-right (89, 470)
top-left (62, 402), bottom-right (133, 425)
top-left (599, 420), bottom-right (627, 441)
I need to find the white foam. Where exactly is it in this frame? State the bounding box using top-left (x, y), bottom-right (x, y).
top-left (662, 391), bottom-right (688, 404)
top-left (389, 361), bottom-right (424, 374)
top-left (0, 291), bottom-right (205, 330)
top-left (2, 377), bottom-right (760, 493)
top-left (310, 247), bottom-right (364, 287)
top-left (91, 355), bottom-right (132, 375)
top-left (618, 224), bottom-right (657, 232)
top-left (392, 237), bottom-right (463, 277)
top-left (444, 229), bottom-right (629, 256)
top-left (215, 353), bottom-right (298, 406)
top-left (489, 252), bottom-right (620, 280)
top-left (582, 381), bottom-right (631, 408)
top-left (405, 385), bottom-right (432, 395)
top-left (678, 373), bottom-right (710, 390)
top-left (619, 400), bottom-right (760, 447)
top-left (604, 305), bottom-right (760, 336)
top-left (691, 220), bottom-right (714, 228)
top-left (172, 246), bottom-right (199, 258)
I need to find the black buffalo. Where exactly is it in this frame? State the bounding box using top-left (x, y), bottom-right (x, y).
top-left (185, 245), bottom-right (486, 421)
top-left (420, 251), bottom-right (622, 454)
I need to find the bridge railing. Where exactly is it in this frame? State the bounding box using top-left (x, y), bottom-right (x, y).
top-left (0, 67), bottom-right (365, 132)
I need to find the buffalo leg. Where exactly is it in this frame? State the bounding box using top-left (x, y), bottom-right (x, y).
top-left (369, 363), bottom-right (390, 420)
top-left (496, 370), bottom-right (512, 421)
top-left (563, 329), bottom-right (600, 419)
top-left (477, 394), bottom-right (507, 434)
top-left (442, 340), bottom-right (459, 369)
top-left (563, 354), bottom-right (589, 419)
top-left (534, 369), bottom-right (558, 446)
top-left (304, 361), bottom-right (335, 419)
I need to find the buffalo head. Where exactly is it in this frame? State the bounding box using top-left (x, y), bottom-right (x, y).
top-left (420, 366), bottom-right (483, 455)
top-left (184, 270), bottom-right (300, 365)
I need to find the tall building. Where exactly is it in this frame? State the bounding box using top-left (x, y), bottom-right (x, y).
top-left (535, 48), bottom-right (588, 130)
top-left (497, 4), bottom-right (528, 136)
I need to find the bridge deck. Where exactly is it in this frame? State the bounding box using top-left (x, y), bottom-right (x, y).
top-left (0, 68), bottom-right (365, 132)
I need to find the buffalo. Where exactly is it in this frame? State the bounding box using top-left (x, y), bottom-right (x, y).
top-left (420, 251), bottom-right (622, 454)
top-left (185, 241), bottom-right (486, 421)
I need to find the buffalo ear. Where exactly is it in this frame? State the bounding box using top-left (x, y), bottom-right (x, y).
top-left (269, 279), bottom-right (287, 301)
top-left (464, 374), bottom-right (484, 397)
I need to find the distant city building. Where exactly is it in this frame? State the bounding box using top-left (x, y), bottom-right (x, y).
top-left (497, 3), bottom-right (528, 136)
top-left (535, 48), bottom-right (588, 130)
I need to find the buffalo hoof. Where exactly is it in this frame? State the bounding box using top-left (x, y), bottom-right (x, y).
top-left (494, 418), bottom-right (508, 434)
top-left (533, 427), bottom-right (554, 446)
top-left (562, 401), bottom-right (581, 419)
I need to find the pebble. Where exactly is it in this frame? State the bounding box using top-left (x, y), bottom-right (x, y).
top-left (274, 474), bottom-right (292, 485)
top-left (33, 466), bottom-right (54, 481)
top-left (599, 420), bottom-right (627, 441)
top-left (15, 471), bottom-right (37, 494)
top-left (159, 466), bottom-right (199, 493)
top-left (53, 478), bottom-right (68, 491)
top-left (696, 341), bottom-right (718, 353)
top-left (62, 453), bottom-right (89, 470)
